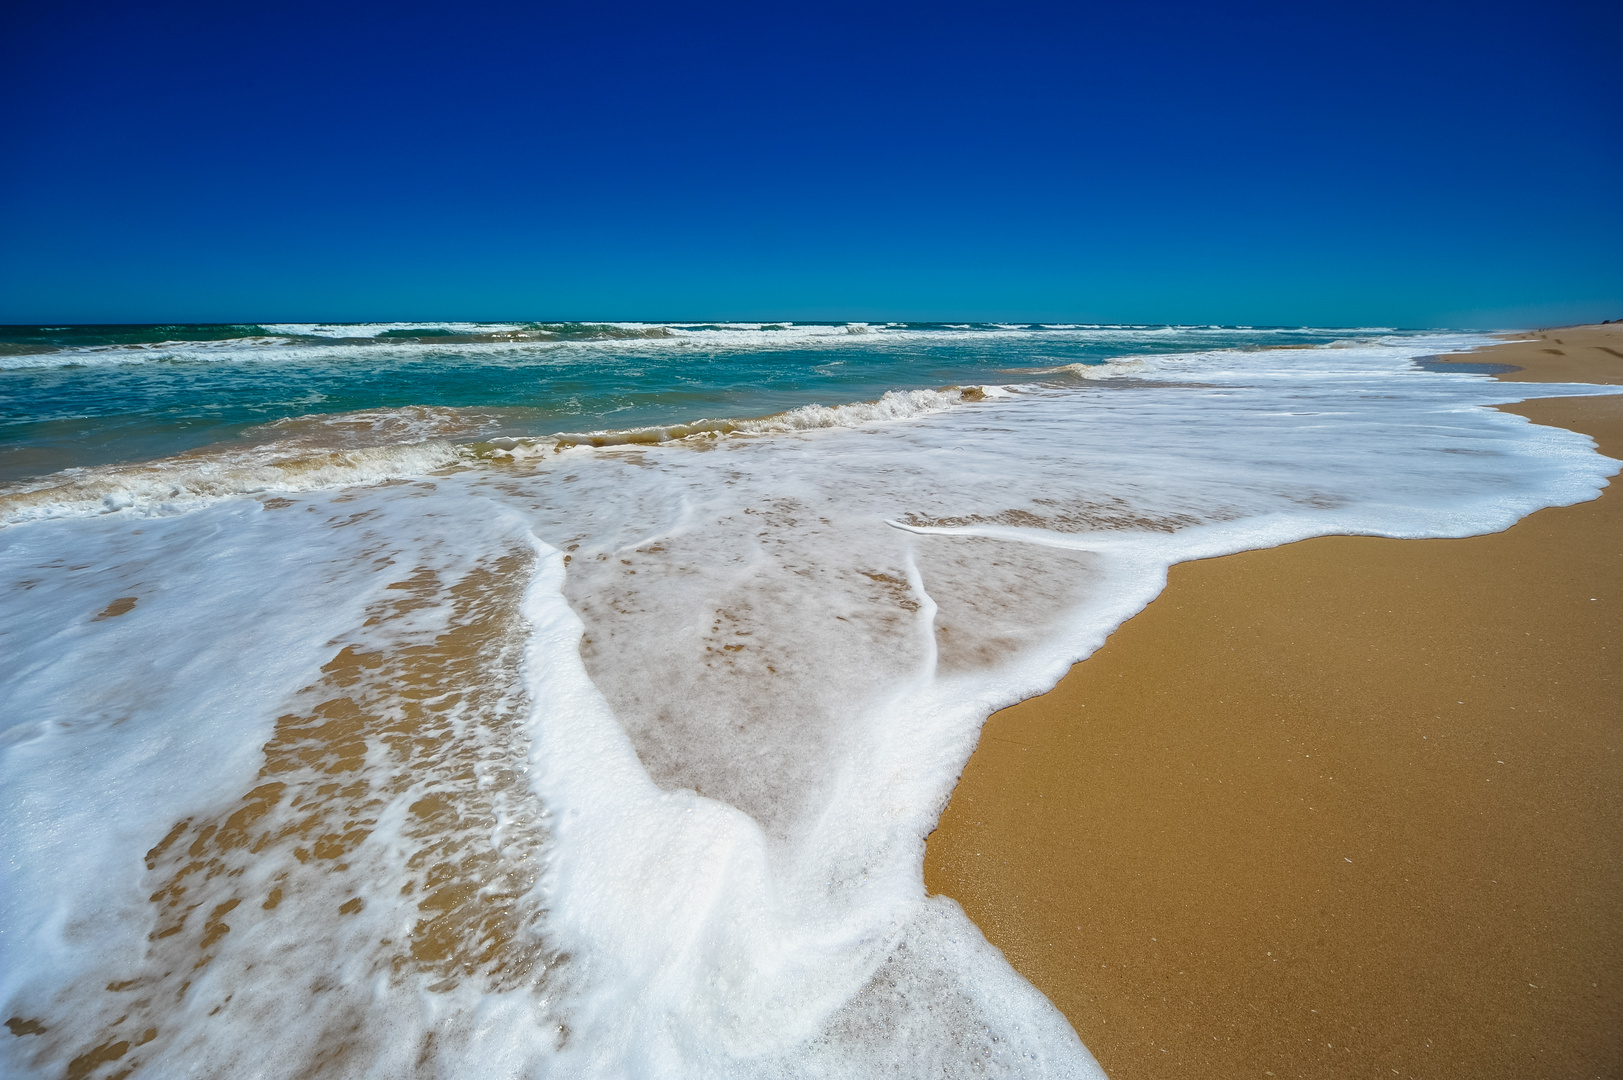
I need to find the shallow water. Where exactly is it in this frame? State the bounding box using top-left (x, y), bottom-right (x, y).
top-left (2, 324), bottom-right (1617, 1078)
top-left (0, 321), bottom-right (1419, 483)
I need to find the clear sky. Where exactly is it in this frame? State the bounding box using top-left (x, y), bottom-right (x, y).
top-left (3, 0), bottom-right (1618, 327)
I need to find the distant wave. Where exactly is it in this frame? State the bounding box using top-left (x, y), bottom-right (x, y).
top-left (0, 321), bottom-right (1416, 370)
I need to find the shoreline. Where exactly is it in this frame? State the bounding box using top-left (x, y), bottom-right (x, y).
top-left (923, 324), bottom-right (1623, 1078)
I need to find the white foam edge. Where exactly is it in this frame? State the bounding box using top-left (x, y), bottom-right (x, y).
top-left (517, 533), bottom-right (1103, 1075)
top-left (0, 441), bottom-right (467, 526)
top-left (518, 537), bottom-right (891, 1067)
top-left (0, 326), bottom-right (1471, 372)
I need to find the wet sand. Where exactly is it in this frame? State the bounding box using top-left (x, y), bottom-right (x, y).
top-left (923, 324), bottom-right (1623, 1079)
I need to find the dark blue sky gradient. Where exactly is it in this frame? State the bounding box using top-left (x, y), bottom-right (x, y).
top-left (3, 0), bottom-right (1619, 326)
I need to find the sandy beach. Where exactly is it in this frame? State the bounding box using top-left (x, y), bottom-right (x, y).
top-left (924, 325), bottom-right (1623, 1079)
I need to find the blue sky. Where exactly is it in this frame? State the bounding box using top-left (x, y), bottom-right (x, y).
top-left (3, 0), bottom-right (1618, 327)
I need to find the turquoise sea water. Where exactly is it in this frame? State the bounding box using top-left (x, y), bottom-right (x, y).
top-left (0, 321), bottom-right (1429, 482)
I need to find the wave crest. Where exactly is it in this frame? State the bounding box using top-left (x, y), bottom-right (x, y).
top-left (251, 406), bottom-right (503, 448)
top-left (0, 441), bottom-right (465, 525)
top-left (1, 388), bottom-right (1012, 523)
top-left (479, 386), bottom-right (999, 458)
top-left (1025, 359), bottom-right (1147, 379)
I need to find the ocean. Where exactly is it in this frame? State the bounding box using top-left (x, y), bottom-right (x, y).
top-left (2, 322), bottom-right (1617, 1078)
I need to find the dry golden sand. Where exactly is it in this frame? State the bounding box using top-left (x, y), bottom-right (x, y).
top-left (924, 324), bottom-right (1623, 1079)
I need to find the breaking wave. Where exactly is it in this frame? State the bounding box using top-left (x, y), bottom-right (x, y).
top-left (517, 386), bottom-right (1000, 453)
top-left (1024, 359), bottom-right (1148, 379)
top-left (0, 321), bottom-right (1419, 370)
top-left (0, 441), bottom-right (466, 525)
top-left (0, 389), bottom-right (1012, 524)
